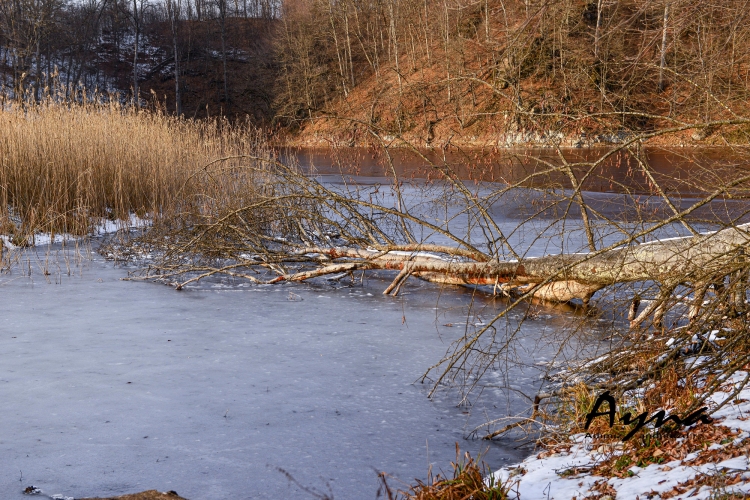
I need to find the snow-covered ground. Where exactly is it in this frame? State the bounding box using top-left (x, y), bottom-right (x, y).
top-left (493, 372), bottom-right (750, 499)
top-left (0, 215), bottom-right (148, 250)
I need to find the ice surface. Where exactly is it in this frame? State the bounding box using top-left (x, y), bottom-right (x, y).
top-left (0, 172), bottom-right (711, 499)
top-left (0, 249), bottom-right (536, 500)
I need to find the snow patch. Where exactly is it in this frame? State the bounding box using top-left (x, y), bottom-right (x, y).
top-left (492, 373), bottom-right (750, 499)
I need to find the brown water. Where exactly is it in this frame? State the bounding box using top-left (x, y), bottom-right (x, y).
top-left (290, 146), bottom-right (750, 197)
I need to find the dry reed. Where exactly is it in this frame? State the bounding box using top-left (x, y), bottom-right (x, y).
top-left (0, 95), bottom-right (271, 243)
top-left (378, 447), bottom-right (509, 500)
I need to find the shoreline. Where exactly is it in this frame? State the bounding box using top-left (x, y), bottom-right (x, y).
top-left (490, 373), bottom-right (750, 500)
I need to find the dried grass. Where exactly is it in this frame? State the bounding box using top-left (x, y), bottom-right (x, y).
top-left (378, 446), bottom-right (509, 500)
top-left (78, 490), bottom-right (186, 500)
top-left (0, 94), bottom-right (271, 243)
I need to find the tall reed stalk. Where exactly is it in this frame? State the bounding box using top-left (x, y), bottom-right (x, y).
top-left (0, 94), bottom-right (270, 243)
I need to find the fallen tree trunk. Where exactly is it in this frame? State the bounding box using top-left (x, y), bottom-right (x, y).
top-left (264, 223), bottom-right (750, 303)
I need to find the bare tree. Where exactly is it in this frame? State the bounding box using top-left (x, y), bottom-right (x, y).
top-left (131, 0), bottom-right (145, 106)
top-left (658, 1), bottom-right (670, 92)
top-left (166, 0), bottom-right (182, 115)
top-left (216, 0), bottom-right (228, 103)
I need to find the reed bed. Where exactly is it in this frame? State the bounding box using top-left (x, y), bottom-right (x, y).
top-left (0, 96), bottom-right (272, 243)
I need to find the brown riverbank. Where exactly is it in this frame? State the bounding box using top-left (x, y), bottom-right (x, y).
top-left (287, 145), bottom-right (750, 198)
top-left (79, 491), bottom-right (187, 500)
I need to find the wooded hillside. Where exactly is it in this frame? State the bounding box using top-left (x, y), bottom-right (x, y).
top-left (275, 0), bottom-right (750, 146)
top-left (3, 0), bottom-right (750, 144)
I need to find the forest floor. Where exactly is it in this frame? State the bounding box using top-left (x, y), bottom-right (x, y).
top-left (491, 373), bottom-right (750, 500)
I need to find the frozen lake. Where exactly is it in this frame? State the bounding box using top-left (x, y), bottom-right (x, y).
top-left (0, 243), bottom-right (549, 499)
top-left (2, 158), bottom-right (733, 498)
top-left (3, 146), bottom-right (743, 498)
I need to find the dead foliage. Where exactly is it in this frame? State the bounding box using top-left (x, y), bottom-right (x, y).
top-left (0, 95), bottom-right (273, 241)
top-left (660, 472), bottom-right (748, 499)
top-left (378, 447), bottom-right (509, 500)
top-left (79, 490), bottom-right (186, 500)
top-left (590, 423), bottom-right (739, 478)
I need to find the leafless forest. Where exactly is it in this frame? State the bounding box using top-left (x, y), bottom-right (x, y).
top-left (2, 0), bottom-right (750, 143)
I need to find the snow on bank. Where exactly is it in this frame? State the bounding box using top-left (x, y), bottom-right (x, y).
top-left (492, 373), bottom-right (750, 499)
top-left (0, 214), bottom-right (148, 249)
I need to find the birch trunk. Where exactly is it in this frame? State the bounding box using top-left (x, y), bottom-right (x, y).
top-left (267, 224), bottom-right (750, 303)
top-left (658, 3), bottom-right (670, 92)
